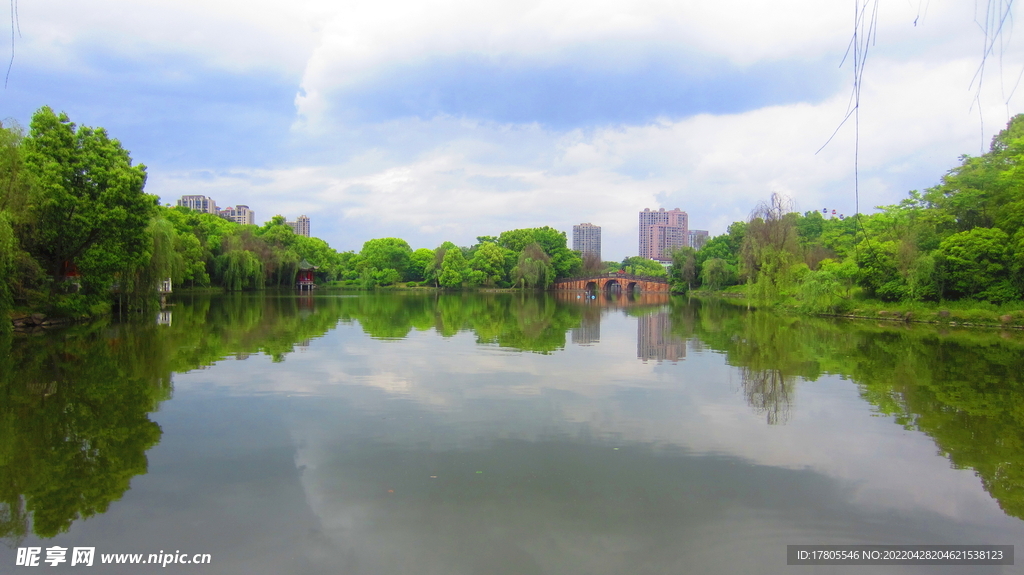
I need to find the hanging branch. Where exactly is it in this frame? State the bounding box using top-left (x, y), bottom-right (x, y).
top-left (971, 0), bottom-right (1016, 147)
top-left (5, 0), bottom-right (19, 88)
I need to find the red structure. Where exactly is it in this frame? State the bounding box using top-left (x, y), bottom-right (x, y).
top-left (296, 259), bottom-right (317, 291)
top-left (59, 260), bottom-right (82, 292)
top-left (553, 273), bottom-right (670, 293)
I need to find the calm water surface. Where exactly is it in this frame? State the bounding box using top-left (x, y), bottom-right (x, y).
top-left (2, 292), bottom-right (1023, 574)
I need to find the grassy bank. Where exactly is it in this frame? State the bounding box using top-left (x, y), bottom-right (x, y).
top-left (689, 288), bottom-right (1024, 329)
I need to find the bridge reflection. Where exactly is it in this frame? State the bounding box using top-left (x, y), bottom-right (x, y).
top-left (554, 291), bottom-right (687, 362)
top-left (552, 290), bottom-right (671, 308)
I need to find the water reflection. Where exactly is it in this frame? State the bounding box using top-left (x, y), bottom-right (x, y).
top-left (0, 325), bottom-right (168, 542)
top-left (667, 300), bottom-right (1024, 516)
top-left (636, 311), bottom-right (686, 362)
top-left (2, 291), bottom-right (1024, 566)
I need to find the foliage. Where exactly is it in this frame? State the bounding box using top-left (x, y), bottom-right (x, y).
top-left (669, 299), bottom-right (1024, 517)
top-left (438, 247), bottom-right (467, 288)
top-left (935, 227), bottom-right (1013, 301)
top-left (741, 193), bottom-right (801, 303)
top-left (620, 256), bottom-right (667, 277)
top-left (22, 107), bottom-right (156, 312)
top-left (468, 242), bottom-right (509, 287)
top-left (360, 238), bottom-right (413, 281)
top-left (409, 248), bottom-right (435, 282)
top-left (513, 243), bottom-right (553, 288)
top-left (669, 247), bottom-right (698, 291)
top-left (700, 258), bottom-right (732, 292)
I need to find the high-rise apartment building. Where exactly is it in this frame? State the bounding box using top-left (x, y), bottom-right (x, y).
top-left (572, 223), bottom-right (601, 260)
top-left (287, 215), bottom-right (310, 237)
top-left (688, 229), bottom-right (709, 250)
top-left (177, 195), bottom-right (218, 214)
top-left (219, 205), bottom-right (255, 226)
top-left (639, 208), bottom-right (688, 261)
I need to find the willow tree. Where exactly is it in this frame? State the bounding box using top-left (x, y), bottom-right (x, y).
top-left (219, 250), bottom-right (265, 291)
top-left (740, 193), bottom-right (800, 304)
top-left (118, 217), bottom-right (185, 311)
top-left (512, 242), bottom-right (553, 289)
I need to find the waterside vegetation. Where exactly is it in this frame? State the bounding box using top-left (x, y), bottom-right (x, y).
top-left (0, 107), bottom-right (605, 327)
top-left (665, 115), bottom-right (1024, 327)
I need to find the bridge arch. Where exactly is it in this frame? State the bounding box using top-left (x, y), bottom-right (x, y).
top-left (551, 273), bottom-right (671, 294)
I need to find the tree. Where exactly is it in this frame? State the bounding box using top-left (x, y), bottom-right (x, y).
top-left (438, 247), bottom-right (467, 288)
top-left (359, 238), bottom-right (413, 280)
top-left (935, 227), bottom-right (1014, 301)
top-left (468, 242), bottom-right (508, 287)
top-left (740, 193), bottom-right (800, 303)
top-left (426, 241), bottom-right (458, 286)
top-left (700, 258), bottom-right (731, 291)
top-left (497, 226), bottom-right (580, 278)
top-left (512, 242), bottom-right (553, 288)
top-left (409, 248), bottom-right (435, 282)
top-left (22, 107), bottom-right (155, 305)
top-left (670, 247), bottom-right (698, 290)
top-left (620, 256), bottom-right (667, 277)
top-left (581, 252), bottom-right (603, 275)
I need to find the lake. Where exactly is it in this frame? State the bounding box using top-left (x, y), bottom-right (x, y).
top-left (2, 292), bottom-right (1023, 574)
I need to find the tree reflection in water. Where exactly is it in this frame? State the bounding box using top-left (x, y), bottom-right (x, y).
top-left (740, 367), bottom-right (793, 425)
top-left (4, 291), bottom-right (1024, 543)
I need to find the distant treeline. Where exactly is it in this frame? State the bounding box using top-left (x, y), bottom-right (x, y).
top-left (666, 115), bottom-right (1024, 310)
top-left (0, 107), bottom-right (611, 325)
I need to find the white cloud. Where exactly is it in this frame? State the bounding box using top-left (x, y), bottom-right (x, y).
top-left (17, 0), bottom-right (1024, 259)
top-left (151, 49), bottom-right (1017, 259)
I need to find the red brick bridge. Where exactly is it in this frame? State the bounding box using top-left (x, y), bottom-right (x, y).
top-left (553, 273), bottom-right (671, 293)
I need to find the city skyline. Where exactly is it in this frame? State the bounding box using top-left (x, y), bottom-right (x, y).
top-left (4, 2), bottom-right (1015, 263)
top-left (176, 195), bottom-right (725, 260)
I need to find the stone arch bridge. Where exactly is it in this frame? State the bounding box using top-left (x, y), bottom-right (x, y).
top-left (553, 273), bottom-right (670, 293)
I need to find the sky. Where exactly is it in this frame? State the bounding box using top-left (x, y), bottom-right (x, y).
top-left (3, 0), bottom-right (1024, 261)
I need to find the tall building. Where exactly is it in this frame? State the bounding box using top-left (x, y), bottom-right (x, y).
top-left (637, 312), bottom-right (686, 362)
top-left (177, 195), bottom-right (218, 214)
top-left (571, 309), bottom-right (601, 346)
top-left (688, 229), bottom-right (709, 250)
top-left (639, 208), bottom-right (688, 261)
top-left (219, 205), bottom-right (255, 226)
top-left (287, 215), bottom-right (310, 237)
top-left (572, 223), bottom-right (601, 260)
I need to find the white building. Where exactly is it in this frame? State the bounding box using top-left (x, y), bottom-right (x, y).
top-left (219, 205), bottom-right (256, 226)
top-left (177, 195), bottom-right (218, 214)
top-left (287, 215), bottom-right (310, 237)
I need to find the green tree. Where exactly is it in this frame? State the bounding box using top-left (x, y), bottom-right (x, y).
top-left (620, 256), bottom-right (667, 277)
top-left (700, 258), bottom-right (731, 291)
top-left (935, 227), bottom-right (1014, 301)
top-left (409, 248), bottom-right (435, 282)
top-left (468, 242), bottom-right (508, 287)
top-left (426, 241), bottom-right (458, 287)
top-left (513, 243), bottom-right (553, 288)
top-left (23, 107), bottom-right (155, 307)
top-left (740, 194), bottom-right (800, 303)
top-left (0, 213), bottom-right (15, 333)
top-left (670, 247), bottom-right (698, 290)
top-left (360, 238), bottom-right (413, 280)
top-left (438, 247), bottom-right (467, 288)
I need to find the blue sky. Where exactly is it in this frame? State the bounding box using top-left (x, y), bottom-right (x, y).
top-left (3, 0), bottom-right (1023, 260)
